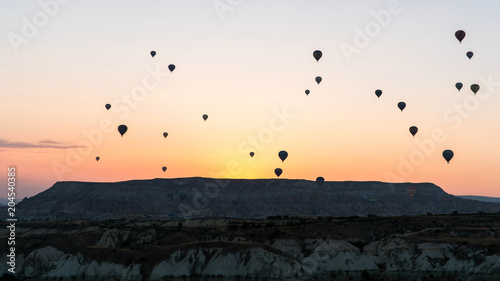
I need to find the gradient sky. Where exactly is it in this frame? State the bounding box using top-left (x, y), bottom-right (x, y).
top-left (1, 0), bottom-right (500, 199)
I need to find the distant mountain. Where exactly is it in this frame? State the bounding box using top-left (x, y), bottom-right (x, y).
top-left (4, 178), bottom-right (500, 221)
top-left (458, 195), bottom-right (500, 203)
top-left (0, 198), bottom-right (9, 206)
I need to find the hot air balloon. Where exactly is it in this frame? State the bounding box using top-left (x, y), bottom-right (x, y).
top-left (375, 89), bottom-right (382, 98)
top-left (118, 125), bottom-right (128, 137)
top-left (150, 51), bottom-right (156, 57)
top-left (168, 64), bottom-right (175, 72)
top-left (96, 156), bottom-right (100, 161)
top-left (316, 177), bottom-right (325, 187)
top-left (202, 114), bottom-right (208, 121)
top-left (305, 89), bottom-right (310, 96)
top-left (455, 83), bottom-right (463, 91)
top-left (250, 152), bottom-right (255, 158)
top-left (232, 199), bottom-right (238, 206)
top-left (278, 150), bottom-right (288, 162)
top-left (398, 102), bottom-right (406, 112)
top-left (274, 168), bottom-right (283, 177)
top-left (162, 166), bottom-right (167, 172)
top-left (455, 30), bottom-right (466, 43)
top-left (442, 149), bottom-right (454, 164)
top-left (315, 76), bottom-right (322, 85)
top-left (407, 187), bottom-right (416, 197)
top-left (105, 104), bottom-right (111, 110)
top-left (313, 50), bottom-right (322, 62)
top-left (466, 51), bottom-right (473, 60)
top-left (178, 190), bottom-right (187, 201)
top-left (409, 126), bottom-right (418, 137)
top-left (163, 132), bottom-right (168, 138)
top-left (470, 84), bottom-right (480, 94)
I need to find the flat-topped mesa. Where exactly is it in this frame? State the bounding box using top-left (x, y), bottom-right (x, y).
top-left (9, 178), bottom-right (500, 221)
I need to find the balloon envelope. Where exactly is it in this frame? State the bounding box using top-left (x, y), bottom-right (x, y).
top-left (249, 152), bottom-right (255, 158)
top-left (118, 125), bottom-right (128, 137)
top-left (163, 132), bottom-right (168, 138)
top-left (202, 114), bottom-right (208, 121)
top-left (470, 84), bottom-right (480, 94)
top-left (168, 64), bottom-right (175, 72)
top-left (443, 149), bottom-right (454, 163)
top-left (455, 82), bottom-right (463, 91)
top-left (313, 50), bottom-right (322, 62)
top-left (278, 150), bottom-right (288, 162)
top-left (178, 190), bottom-right (187, 200)
top-left (96, 156), bottom-right (100, 161)
top-left (305, 89), bottom-right (310, 96)
top-left (316, 177), bottom-right (325, 187)
top-left (274, 168), bottom-right (283, 177)
top-left (455, 30), bottom-right (466, 43)
top-left (466, 51), bottom-right (473, 59)
top-left (398, 102), bottom-right (406, 111)
top-left (232, 199), bottom-right (238, 206)
top-left (315, 76), bottom-right (322, 85)
top-left (105, 104), bottom-right (111, 110)
top-left (162, 166), bottom-right (167, 172)
top-left (150, 51), bottom-right (156, 57)
top-left (409, 126), bottom-right (418, 137)
top-left (407, 187), bottom-right (416, 197)
top-left (375, 89), bottom-right (382, 98)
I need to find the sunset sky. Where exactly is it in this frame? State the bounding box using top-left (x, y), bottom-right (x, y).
top-left (1, 1), bottom-right (500, 199)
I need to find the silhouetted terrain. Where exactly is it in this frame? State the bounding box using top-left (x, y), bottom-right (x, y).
top-left (458, 196), bottom-right (500, 203)
top-left (5, 178), bottom-right (500, 221)
top-left (1, 214), bottom-right (500, 280)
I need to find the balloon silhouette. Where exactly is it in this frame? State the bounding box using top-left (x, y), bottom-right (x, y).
top-left (466, 51), bottom-right (473, 60)
top-left (305, 89), bottom-right (310, 96)
top-left (398, 102), bottom-right (406, 112)
top-left (150, 51), bottom-right (156, 57)
top-left (163, 132), bottom-right (168, 138)
top-left (278, 150), bottom-right (288, 162)
top-left (315, 76), bottom-right (322, 85)
top-left (455, 82), bottom-right (463, 91)
top-left (442, 149), bottom-right (454, 164)
top-left (249, 152), bottom-right (255, 158)
top-left (274, 168), bottom-right (283, 177)
top-left (178, 190), bottom-right (187, 201)
top-left (313, 50), bottom-right (322, 62)
top-left (316, 177), bottom-right (325, 187)
top-left (232, 199), bottom-right (238, 206)
top-left (162, 166), bottom-right (167, 172)
top-left (96, 156), bottom-right (100, 162)
top-left (470, 84), bottom-right (480, 94)
top-left (105, 104), bottom-right (111, 110)
top-left (407, 187), bottom-right (416, 197)
top-left (375, 89), bottom-right (382, 98)
top-left (455, 30), bottom-right (466, 43)
top-left (202, 114), bottom-right (208, 121)
top-left (409, 126), bottom-right (418, 137)
top-left (168, 64), bottom-right (175, 72)
top-left (118, 125), bottom-right (128, 137)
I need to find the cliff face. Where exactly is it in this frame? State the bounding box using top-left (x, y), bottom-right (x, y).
top-left (2, 215), bottom-right (500, 281)
top-left (10, 178), bottom-right (500, 220)
top-left (4, 236), bottom-right (500, 281)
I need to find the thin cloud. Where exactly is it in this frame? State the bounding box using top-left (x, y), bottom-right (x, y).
top-left (0, 139), bottom-right (86, 149)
